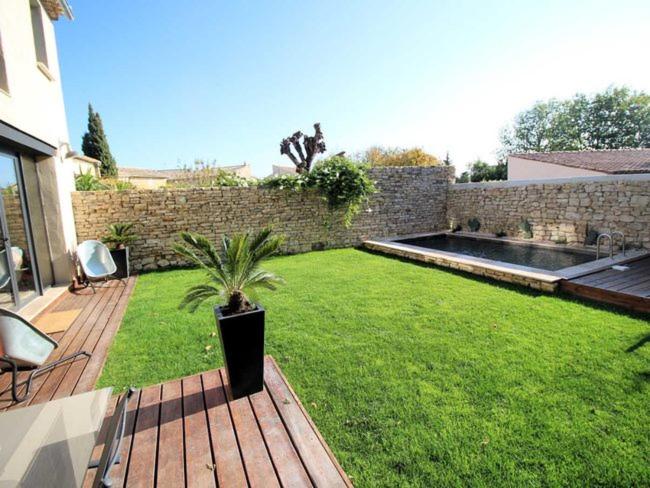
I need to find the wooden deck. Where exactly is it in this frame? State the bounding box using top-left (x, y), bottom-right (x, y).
top-left (84, 356), bottom-right (352, 488)
top-left (561, 256), bottom-right (650, 313)
top-left (0, 277), bottom-right (137, 411)
top-left (0, 278), bottom-right (352, 486)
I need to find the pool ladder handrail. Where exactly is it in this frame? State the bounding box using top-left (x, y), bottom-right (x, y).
top-left (596, 232), bottom-right (625, 260)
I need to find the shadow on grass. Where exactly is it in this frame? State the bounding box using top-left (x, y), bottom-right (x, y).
top-left (359, 247), bottom-right (649, 320)
top-left (626, 334), bottom-right (650, 353)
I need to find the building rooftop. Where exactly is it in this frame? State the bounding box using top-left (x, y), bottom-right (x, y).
top-left (510, 148), bottom-right (650, 174)
top-left (117, 167), bottom-right (168, 179)
top-left (41, 0), bottom-right (73, 20)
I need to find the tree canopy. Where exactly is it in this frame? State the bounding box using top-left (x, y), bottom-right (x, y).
top-left (81, 104), bottom-right (118, 177)
top-left (499, 86), bottom-right (650, 159)
top-left (359, 146), bottom-right (440, 167)
top-left (457, 159), bottom-right (507, 183)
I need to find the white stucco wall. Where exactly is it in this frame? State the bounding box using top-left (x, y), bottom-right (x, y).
top-left (0, 0), bottom-right (77, 285)
top-left (508, 156), bottom-right (605, 180)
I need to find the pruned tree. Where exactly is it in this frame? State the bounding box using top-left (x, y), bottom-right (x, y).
top-left (280, 123), bottom-right (326, 173)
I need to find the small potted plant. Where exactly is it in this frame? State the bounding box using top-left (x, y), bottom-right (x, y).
top-left (173, 228), bottom-right (284, 399)
top-left (101, 222), bottom-right (138, 279)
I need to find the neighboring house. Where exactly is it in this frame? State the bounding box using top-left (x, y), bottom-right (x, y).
top-left (118, 163), bottom-right (254, 188)
top-left (271, 164), bottom-right (297, 177)
top-left (117, 167), bottom-right (168, 189)
top-left (70, 153), bottom-right (100, 177)
top-left (0, 0), bottom-right (80, 310)
top-left (508, 149), bottom-right (650, 180)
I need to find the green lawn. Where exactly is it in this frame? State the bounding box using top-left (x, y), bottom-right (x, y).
top-left (98, 249), bottom-right (649, 487)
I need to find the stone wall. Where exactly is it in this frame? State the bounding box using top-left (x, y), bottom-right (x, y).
top-left (72, 167), bottom-right (454, 271)
top-left (447, 175), bottom-right (650, 249)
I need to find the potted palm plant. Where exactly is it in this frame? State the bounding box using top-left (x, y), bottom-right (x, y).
top-left (101, 222), bottom-right (138, 279)
top-left (173, 228), bottom-right (284, 399)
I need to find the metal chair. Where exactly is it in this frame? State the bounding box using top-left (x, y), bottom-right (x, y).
top-left (0, 308), bottom-right (91, 403)
top-left (77, 240), bottom-right (120, 292)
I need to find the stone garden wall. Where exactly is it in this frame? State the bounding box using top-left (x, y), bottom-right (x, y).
top-left (72, 167), bottom-right (454, 271)
top-left (447, 175), bottom-right (650, 249)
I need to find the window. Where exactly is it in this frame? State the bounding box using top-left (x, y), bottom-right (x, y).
top-left (0, 30), bottom-right (8, 93)
top-left (30, 0), bottom-right (49, 68)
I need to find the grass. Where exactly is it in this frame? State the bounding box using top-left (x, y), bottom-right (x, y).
top-left (98, 249), bottom-right (650, 487)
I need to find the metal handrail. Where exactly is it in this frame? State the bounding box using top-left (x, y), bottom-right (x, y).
top-left (596, 233), bottom-right (612, 260)
top-left (611, 231), bottom-right (626, 256)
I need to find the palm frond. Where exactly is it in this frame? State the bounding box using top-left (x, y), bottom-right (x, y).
top-left (173, 229), bottom-right (285, 314)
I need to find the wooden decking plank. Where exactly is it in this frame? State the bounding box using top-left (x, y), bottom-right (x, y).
top-left (224, 369), bottom-right (280, 488)
top-left (125, 385), bottom-right (161, 488)
top-left (250, 386), bottom-right (313, 487)
top-left (202, 369), bottom-right (248, 488)
top-left (13, 285), bottom-right (120, 409)
top-left (614, 277), bottom-right (650, 296)
top-left (607, 274), bottom-right (650, 293)
top-left (51, 282), bottom-right (127, 400)
top-left (72, 278), bottom-right (137, 394)
top-left (561, 280), bottom-right (650, 314)
top-left (582, 266), bottom-right (650, 288)
top-left (182, 374), bottom-right (216, 488)
top-left (0, 285), bottom-right (115, 410)
top-left (0, 288), bottom-right (88, 397)
top-left (156, 380), bottom-right (185, 488)
top-left (264, 357), bottom-right (351, 487)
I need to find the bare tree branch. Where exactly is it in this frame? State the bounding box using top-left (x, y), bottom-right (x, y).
top-left (279, 123), bottom-right (327, 173)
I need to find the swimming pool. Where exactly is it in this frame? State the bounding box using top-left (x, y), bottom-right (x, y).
top-left (397, 233), bottom-right (595, 271)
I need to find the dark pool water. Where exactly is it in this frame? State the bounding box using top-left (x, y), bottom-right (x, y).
top-left (397, 234), bottom-right (596, 271)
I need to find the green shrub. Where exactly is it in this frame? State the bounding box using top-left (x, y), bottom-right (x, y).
top-left (585, 227), bottom-right (599, 246)
top-left (519, 219), bottom-right (533, 239)
top-left (261, 156), bottom-right (376, 227)
top-left (102, 222), bottom-right (139, 250)
top-left (260, 174), bottom-right (309, 192)
top-left (467, 218), bottom-right (481, 232)
top-left (308, 156), bottom-right (376, 226)
top-left (75, 171), bottom-right (107, 191)
top-left (495, 230), bottom-right (507, 238)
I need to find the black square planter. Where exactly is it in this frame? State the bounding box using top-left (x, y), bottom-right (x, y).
top-left (214, 305), bottom-right (265, 400)
top-left (110, 247), bottom-right (130, 279)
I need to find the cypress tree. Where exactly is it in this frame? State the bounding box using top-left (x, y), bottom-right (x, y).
top-left (81, 103), bottom-right (118, 177)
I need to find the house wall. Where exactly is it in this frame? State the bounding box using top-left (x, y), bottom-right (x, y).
top-left (447, 175), bottom-right (650, 249)
top-left (508, 156), bottom-right (605, 180)
top-left (119, 177), bottom-right (168, 189)
top-left (72, 167), bottom-right (454, 271)
top-left (0, 0), bottom-right (77, 285)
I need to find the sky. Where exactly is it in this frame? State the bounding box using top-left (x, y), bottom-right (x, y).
top-left (55, 0), bottom-right (650, 177)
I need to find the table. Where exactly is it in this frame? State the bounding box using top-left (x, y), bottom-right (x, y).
top-left (0, 388), bottom-right (112, 487)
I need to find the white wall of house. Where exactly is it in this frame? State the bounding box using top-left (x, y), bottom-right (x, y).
top-left (0, 0), bottom-right (78, 285)
top-left (508, 156), bottom-right (605, 180)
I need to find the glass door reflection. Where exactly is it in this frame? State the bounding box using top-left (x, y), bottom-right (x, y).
top-left (0, 153), bottom-right (39, 308)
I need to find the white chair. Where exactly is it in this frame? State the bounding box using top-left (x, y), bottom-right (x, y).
top-left (77, 240), bottom-right (120, 292)
top-left (0, 308), bottom-right (90, 402)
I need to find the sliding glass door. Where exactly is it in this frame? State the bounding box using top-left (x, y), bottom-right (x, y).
top-left (0, 151), bottom-right (42, 308)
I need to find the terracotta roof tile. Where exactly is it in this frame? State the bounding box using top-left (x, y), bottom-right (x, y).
top-left (510, 148), bottom-right (650, 174)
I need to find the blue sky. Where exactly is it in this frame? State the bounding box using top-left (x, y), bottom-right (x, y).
top-left (56, 1), bottom-right (650, 177)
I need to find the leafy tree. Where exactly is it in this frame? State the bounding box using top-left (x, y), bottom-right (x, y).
top-left (457, 159), bottom-right (507, 183)
top-left (443, 151), bottom-right (452, 166)
top-left (359, 146), bottom-right (440, 167)
top-left (81, 104), bottom-right (118, 177)
top-left (500, 86), bottom-right (650, 159)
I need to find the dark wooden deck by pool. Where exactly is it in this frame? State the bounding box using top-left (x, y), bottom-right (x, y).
top-left (84, 356), bottom-right (352, 488)
top-left (0, 278), bottom-right (137, 411)
top-left (561, 256), bottom-right (650, 313)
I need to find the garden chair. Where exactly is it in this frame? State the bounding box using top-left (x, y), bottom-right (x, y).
top-left (0, 308), bottom-right (91, 402)
top-left (77, 240), bottom-right (121, 292)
